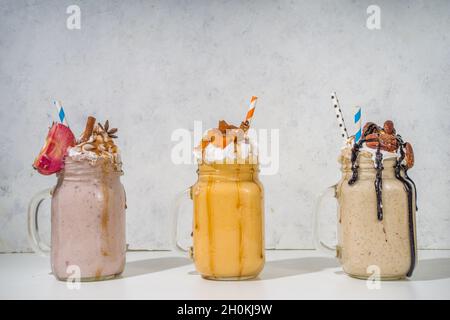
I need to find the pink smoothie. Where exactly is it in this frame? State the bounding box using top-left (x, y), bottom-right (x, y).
top-left (50, 157), bottom-right (126, 281)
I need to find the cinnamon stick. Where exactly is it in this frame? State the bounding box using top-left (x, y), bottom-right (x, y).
top-left (80, 116), bottom-right (96, 142)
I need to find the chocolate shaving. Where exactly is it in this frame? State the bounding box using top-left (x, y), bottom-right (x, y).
top-left (218, 120), bottom-right (238, 134)
top-left (240, 120), bottom-right (250, 132)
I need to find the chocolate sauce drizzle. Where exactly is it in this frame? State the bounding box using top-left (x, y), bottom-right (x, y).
top-left (347, 130), bottom-right (418, 277)
top-left (394, 140), bottom-right (417, 277)
top-left (374, 140), bottom-right (384, 221)
top-left (348, 139), bottom-right (364, 185)
top-left (404, 168), bottom-right (418, 211)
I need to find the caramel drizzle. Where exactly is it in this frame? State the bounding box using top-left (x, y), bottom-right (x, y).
top-left (95, 267), bottom-right (102, 280)
top-left (236, 172), bottom-right (244, 278)
top-left (100, 162), bottom-right (110, 258)
top-left (206, 177), bottom-right (215, 276)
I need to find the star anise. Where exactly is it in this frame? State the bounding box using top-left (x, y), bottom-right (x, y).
top-left (98, 120), bottom-right (118, 139)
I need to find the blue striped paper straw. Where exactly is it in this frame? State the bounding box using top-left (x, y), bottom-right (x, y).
top-left (354, 106), bottom-right (362, 143)
top-left (54, 100), bottom-right (69, 127)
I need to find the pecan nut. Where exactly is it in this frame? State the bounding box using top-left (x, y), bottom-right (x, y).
top-left (365, 133), bottom-right (398, 152)
top-left (404, 142), bottom-right (414, 169)
top-left (383, 120), bottom-right (396, 135)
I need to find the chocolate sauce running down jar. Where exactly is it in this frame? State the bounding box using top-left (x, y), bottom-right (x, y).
top-left (314, 148), bottom-right (417, 280)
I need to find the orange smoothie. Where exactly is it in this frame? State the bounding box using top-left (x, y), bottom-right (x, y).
top-left (188, 115), bottom-right (265, 280)
top-left (192, 163), bottom-right (264, 280)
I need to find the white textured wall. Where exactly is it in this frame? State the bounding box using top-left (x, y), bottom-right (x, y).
top-left (1, 0), bottom-right (449, 252)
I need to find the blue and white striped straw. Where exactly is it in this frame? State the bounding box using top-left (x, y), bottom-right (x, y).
top-left (54, 100), bottom-right (69, 127)
top-left (354, 106), bottom-right (362, 143)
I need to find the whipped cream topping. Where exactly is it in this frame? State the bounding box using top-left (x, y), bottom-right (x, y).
top-left (194, 137), bottom-right (258, 164)
top-left (68, 145), bottom-right (122, 169)
top-left (67, 119), bottom-right (122, 170)
top-left (68, 147), bottom-right (99, 162)
top-left (359, 145), bottom-right (398, 162)
top-left (193, 120), bottom-right (259, 164)
top-left (340, 141), bottom-right (398, 168)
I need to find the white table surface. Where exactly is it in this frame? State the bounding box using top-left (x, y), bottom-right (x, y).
top-left (1, 250), bottom-right (449, 300)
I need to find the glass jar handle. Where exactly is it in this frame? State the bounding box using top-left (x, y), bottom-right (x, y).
top-left (313, 184), bottom-right (338, 256)
top-left (171, 187), bottom-right (193, 258)
top-left (27, 187), bottom-right (52, 256)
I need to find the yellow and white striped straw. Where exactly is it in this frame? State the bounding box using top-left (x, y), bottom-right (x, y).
top-left (244, 96), bottom-right (258, 125)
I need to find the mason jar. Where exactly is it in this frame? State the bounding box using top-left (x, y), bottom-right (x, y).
top-left (28, 158), bottom-right (126, 281)
top-left (314, 153), bottom-right (417, 280)
top-left (173, 163), bottom-right (265, 280)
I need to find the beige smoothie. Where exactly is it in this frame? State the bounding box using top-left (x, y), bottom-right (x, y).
top-left (322, 119), bottom-right (419, 280)
top-left (336, 149), bottom-right (416, 279)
